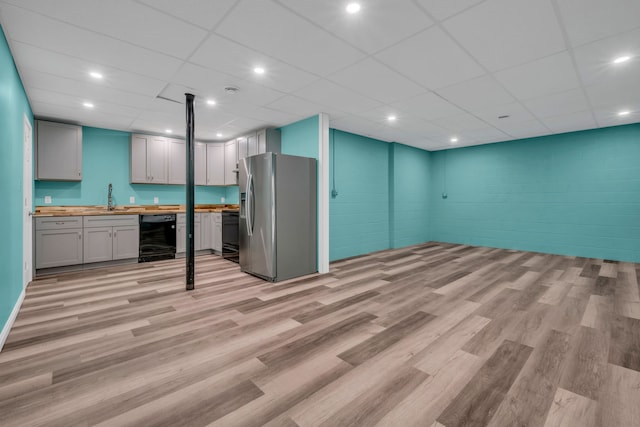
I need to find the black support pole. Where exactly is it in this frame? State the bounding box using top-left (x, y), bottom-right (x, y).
top-left (185, 93), bottom-right (195, 291)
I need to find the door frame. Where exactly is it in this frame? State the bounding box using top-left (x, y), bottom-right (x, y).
top-left (23, 114), bottom-right (33, 288)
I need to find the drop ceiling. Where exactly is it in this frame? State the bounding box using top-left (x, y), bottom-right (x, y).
top-left (0, 0), bottom-right (638, 150)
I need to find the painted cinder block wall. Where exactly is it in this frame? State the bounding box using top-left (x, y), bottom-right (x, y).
top-left (429, 123), bottom-right (640, 263)
top-left (0, 25), bottom-right (33, 336)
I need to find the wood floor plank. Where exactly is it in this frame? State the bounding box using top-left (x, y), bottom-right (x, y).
top-left (1, 245), bottom-right (638, 426)
top-left (436, 340), bottom-right (534, 427)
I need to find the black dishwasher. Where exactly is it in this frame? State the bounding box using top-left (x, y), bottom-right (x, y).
top-left (139, 214), bottom-right (176, 262)
top-left (222, 210), bottom-right (239, 263)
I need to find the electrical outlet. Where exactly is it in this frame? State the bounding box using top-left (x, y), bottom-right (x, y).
top-left (153, 197), bottom-right (159, 204)
top-left (44, 196), bottom-right (52, 204)
top-left (221, 197), bottom-right (225, 203)
top-left (331, 189), bottom-right (338, 198)
top-left (129, 196), bottom-right (135, 204)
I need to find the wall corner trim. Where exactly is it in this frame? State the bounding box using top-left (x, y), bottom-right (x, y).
top-left (0, 287), bottom-right (26, 352)
top-left (317, 113), bottom-right (330, 274)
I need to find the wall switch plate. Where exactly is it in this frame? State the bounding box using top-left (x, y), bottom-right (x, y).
top-left (153, 197), bottom-right (159, 204)
top-left (129, 196), bottom-right (135, 204)
top-left (221, 197), bottom-right (225, 203)
top-left (44, 196), bottom-right (52, 204)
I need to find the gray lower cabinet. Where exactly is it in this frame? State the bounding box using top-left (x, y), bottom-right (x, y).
top-left (35, 217), bottom-right (83, 269)
top-left (83, 215), bottom-right (139, 263)
top-left (212, 213), bottom-right (222, 253)
top-left (176, 213), bottom-right (202, 253)
top-left (200, 213), bottom-right (212, 250)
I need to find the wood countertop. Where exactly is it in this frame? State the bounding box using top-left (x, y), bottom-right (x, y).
top-left (34, 204), bottom-right (240, 217)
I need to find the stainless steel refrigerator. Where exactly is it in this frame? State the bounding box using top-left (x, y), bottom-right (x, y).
top-left (239, 152), bottom-right (317, 282)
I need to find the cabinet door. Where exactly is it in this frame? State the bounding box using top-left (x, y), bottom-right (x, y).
top-left (130, 134), bottom-right (149, 183)
top-left (113, 225), bottom-right (140, 260)
top-left (84, 226), bottom-right (113, 263)
top-left (206, 144), bottom-right (225, 186)
top-left (195, 142), bottom-right (207, 186)
top-left (176, 223), bottom-right (186, 253)
top-left (200, 213), bottom-right (211, 250)
top-left (237, 136), bottom-right (248, 160)
top-left (147, 136), bottom-right (168, 184)
top-left (247, 133), bottom-right (258, 157)
top-left (224, 140), bottom-right (238, 185)
top-left (194, 222), bottom-right (202, 251)
top-left (35, 228), bottom-right (83, 269)
top-left (212, 213), bottom-right (222, 252)
top-left (167, 139), bottom-right (185, 185)
top-left (36, 120), bottom-right (82, 181)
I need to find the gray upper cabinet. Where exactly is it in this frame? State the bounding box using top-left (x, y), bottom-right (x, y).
top-left (237, 136), bottom-right (248, 160)
top-left (224, 139), bottom-right (238, 185)
top-left (257, 128), bottom-right (281, 154)
top-left (247, 132), bottom-right (258, 157)
top-left (130, 134), bottom-right (168, 184)
top-left (206, 144), bottom-right (225, 186)
top-left (35, 120), bottom-right (82, 181)
top-left (195, 142), bottom-right (207, 186)
top-left (167, 139), bottom-right (185, 185)
top-left (35, 216), bottom-right (83, 269)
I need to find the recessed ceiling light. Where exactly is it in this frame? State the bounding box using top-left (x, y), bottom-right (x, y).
top-left (346, 3), bottom-right (361, 14)
top-left (613, 55), bottom-right (631, 64)
top-left (387, 115), bottom-right (397, 122)
top-left (216, 133), bottom-right (223, 137)
top-left (450, 137), bottom-right (458, 143)
top-left (253, 67), bottom-right (265, 75)
top-left (83, 102), bottom-right (94, 108)
top-left (206, 99), bottom-right (216, 106)
top-left (165, 129), bottom-right (173, 134)
top-left (618, 110), bottom-right (631, 116)
top-left (89, 71), bottom-right (103, 79)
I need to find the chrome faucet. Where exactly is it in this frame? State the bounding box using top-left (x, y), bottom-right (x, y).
top-left (107, 183), bottom-right (114, 211)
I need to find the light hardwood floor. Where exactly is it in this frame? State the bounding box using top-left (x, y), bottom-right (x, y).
top-left (1, 242), bottom-right (639, 426)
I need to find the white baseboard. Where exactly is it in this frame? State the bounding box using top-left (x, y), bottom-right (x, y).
top-left (0, 288), bottom-right (26, 352)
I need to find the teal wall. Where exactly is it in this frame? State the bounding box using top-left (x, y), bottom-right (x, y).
top-left (280, 115), bottom-right (319, 159)
top-left (329, 129), bottom-right (392, 261)
top-left (0, 25), bottom-right (33, 334)
top-left (430, 124), bottom-right (640, 262)
top-left (390, 143), bottom-right (432, 249)
top-left (34, 127), bottom-right (227, 206)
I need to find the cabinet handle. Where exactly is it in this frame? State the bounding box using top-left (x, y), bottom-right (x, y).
top-left (78, 172), bottom-right (81, 176)
top-left (108, 232), bottom-right (112, 238)
top-left (114, 231), bottom-right (117, 238)
top-left (55, 222), bottom-right (64, 225)
top-left (78, 233), bottom-right (82, 239)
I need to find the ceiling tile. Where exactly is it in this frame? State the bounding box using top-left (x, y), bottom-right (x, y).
top-left (573, 28), bottom-right (640, 87)
top-left (556, 0), bottom-right (640, 47)
top-left (31, 101), bottom-right (135, 131)
top-left (330, 115), bottom-right (385, 140)
top-left (585, 71), bottom-right (640, 109)
top-left (593, 107), bottom-right (640, 128)
top-left (494, 119), bottom-right (551, 139)
top-left (189, 34), bottom-right (319, 93)
top-left (494, 52), bottom-right (580, 100)
top-left (327, 58), bottom-right (425, 104)
top-left (0, 3), bottom-right (183, 80)
top-left (2, 0), bottom-right (208, 59)
top-left (436, 75), bottom-right (514, 111)
top-left (375, 26), bottom-right (485, 89)
top-left (541, 110), bottom-right (598, 134)
top-left (390, 91), bottom-right (465, 120)
top-left (215, 0), bottom-right (364, 76)
top-left (415, 0), bottom-right (485, 21)
top-left (171, 63), bottom-right (285, 106)
top-left (138, 0), bottom-right (238, 30)
top-left (276, 0), bottom-right (433, 54)
top-left (9, 41), bottom-right (166, 97)
top-left (443, 0), bottom-right (565, 71)
top-left (431, 112), bottom-right (489, 131)
top-left (523, 88), bottom-right (591, 119)
top-left (472, 102), bottom-right (537, 126)
top-left (266, 96), bottom-right (326, 118)
top-left (293, 79), bottom-right (383, 115)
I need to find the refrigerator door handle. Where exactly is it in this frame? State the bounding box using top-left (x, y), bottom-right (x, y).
top-left (246, 173), bottom-right (253, 237)
top-left (250, 174), bottom-right (256, 236)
